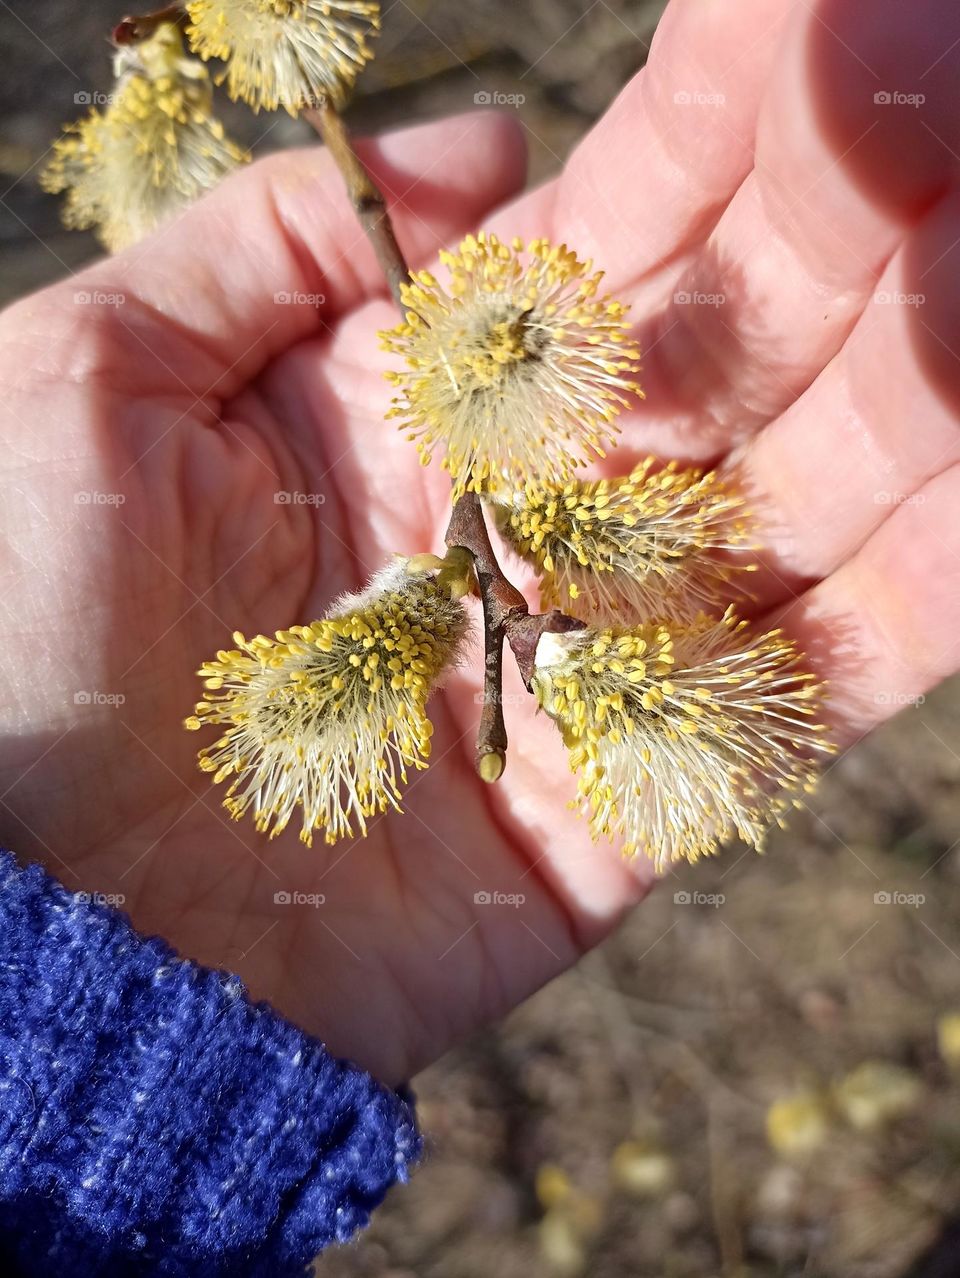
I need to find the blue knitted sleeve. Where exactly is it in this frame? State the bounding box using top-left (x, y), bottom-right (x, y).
top-left (0, 850), bottom-right (420, 1277)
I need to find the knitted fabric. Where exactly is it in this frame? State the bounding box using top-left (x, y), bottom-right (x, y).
top-left (0, 851), bottom-right (419, 1276)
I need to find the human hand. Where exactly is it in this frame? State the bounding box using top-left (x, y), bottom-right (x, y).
top-left (1, 0), bottom-right (958, 1087)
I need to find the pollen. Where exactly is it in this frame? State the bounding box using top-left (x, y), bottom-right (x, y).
top-left (185, 0), bottom-right (381, 114)
top-left (379, 233), bottom-right (643, 498)
top-left (185, 559), bottom-right (468, 845)
top-left (532, 609), bottom-right (834, 872)
top-left (40, 25), bottom-right (248, 251)
top-left (495, 458), bottom-right (752, 624)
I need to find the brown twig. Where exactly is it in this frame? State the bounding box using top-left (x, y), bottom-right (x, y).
top-left (304, 103), bottom-right (409, 308)
top-left (445, 494), bottom-right (584, 777)
top-left (445, 494), bottom-right (525, 780)
top-left (112, 3), bottom-right (186, 44)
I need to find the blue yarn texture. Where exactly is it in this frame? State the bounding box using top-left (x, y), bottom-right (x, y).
top-left (0, 850), bottom-right (420, 1276)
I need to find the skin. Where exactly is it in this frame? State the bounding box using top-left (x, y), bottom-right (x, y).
top-left (1, 0), bottom-right (959, 1087)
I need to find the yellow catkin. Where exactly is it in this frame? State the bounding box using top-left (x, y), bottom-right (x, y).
top-left (379, 233), bottom-right (643, 497)
top-left (495, 458), bottom-right (753, 623)
top-left (41, 25), bottom-right (248, 250)
top-left (185, 560), bottom-right (467, 845)
top-left (532, 609), bottom-right (834, 871)
top-left (186, 0), bottom-right (380, 114)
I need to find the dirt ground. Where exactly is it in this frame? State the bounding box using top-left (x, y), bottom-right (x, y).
top-left (2, 3), bottom-right (960, 1276)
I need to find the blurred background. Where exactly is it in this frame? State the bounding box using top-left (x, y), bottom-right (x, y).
top-left (3, 2), bottom-right (960, 1275)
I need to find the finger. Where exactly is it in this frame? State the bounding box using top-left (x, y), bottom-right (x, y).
top-left (732, 185), bottom-right (960, 606)
top-left (763, 463), bottom-right (960, 742)
top-left (493, 0), bottom-right (795, 289)
top-left (614, 0), bottom-right (960, 457)
top-left (2, 112), bottom-right (526, 396)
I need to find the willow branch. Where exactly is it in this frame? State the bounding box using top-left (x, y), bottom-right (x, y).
top-left (444, 494), bottom-right (584, 778)
top-left (304, 103), bottom-right (408, 308)
top-left (445, 494), bottom-right (524, 780)
top-left (442, 495), bottom-right (585, 685)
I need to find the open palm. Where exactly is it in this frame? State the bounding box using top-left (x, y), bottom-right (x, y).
top-left (2, 0), bottom-right (959, 1087)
